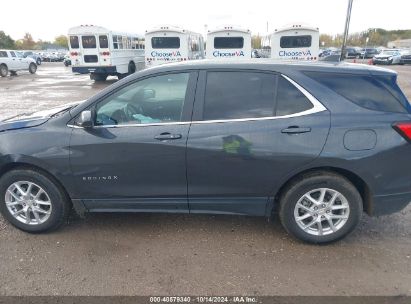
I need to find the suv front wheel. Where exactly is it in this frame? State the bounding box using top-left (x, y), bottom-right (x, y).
top-left (279, 172), bottom-right (363, 244)
top-left (0, 169), bottom-right (71, 233)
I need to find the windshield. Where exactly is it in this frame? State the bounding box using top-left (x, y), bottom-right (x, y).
top-left (382, 51), bottom-right (397, 55)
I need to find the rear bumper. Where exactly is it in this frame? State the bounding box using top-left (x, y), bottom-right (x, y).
top-left (371, 192), bottom-right (411, 216)
top-left (72, 66), bottom-right (117, 75)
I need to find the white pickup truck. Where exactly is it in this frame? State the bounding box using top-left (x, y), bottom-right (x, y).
top-left (0, 49), bottom-right (37, 77)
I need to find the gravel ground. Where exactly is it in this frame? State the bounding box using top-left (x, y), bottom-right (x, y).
top-left (0, 62), bottom-right (410, 296)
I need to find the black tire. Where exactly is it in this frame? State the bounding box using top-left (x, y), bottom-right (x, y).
top-left (128, 61), bottom-right (136, 74)
top-left (29, 63), bottom-right (37, 74)
top-left (117, 73), bottom-right (127, 80)
top-left (279, 171), bottom-right (363, 244)
top-left (0, 64), bottom-right (8, 77)
top-left (0, 169), bottom-right (71, 233)
top-left (36, 58), bottom-right (42, 65)
top-left (90, 73), bottom-right (107, 82)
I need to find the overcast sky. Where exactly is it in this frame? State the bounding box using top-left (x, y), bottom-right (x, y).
top-left (1, 0), bottom-right (410, 41)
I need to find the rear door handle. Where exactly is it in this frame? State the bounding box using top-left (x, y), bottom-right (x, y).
top-left (281, 126), bottom-right (312, 134)
top-left (154, 132), bottom-right (182, 141)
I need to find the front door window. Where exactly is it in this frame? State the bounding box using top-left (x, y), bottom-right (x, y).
top-left (95, 73), bottom-right (190, 126)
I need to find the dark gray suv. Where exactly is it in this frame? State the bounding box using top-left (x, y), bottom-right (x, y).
top-left (1, 60), bottom-right (410, 243)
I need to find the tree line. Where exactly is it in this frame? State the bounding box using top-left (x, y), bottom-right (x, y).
top-left (251, 28), bottom-right (411, 49)
top-left (0, 31), bottom-right (68, 50)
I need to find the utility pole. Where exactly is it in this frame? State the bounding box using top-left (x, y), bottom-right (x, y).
top-left (340, 0), bottom-right (354, 62)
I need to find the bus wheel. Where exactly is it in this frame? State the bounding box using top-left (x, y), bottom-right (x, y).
top-left (128, 62), bottom-right (136, 75)
top-left (90, 73), bottom-right (107, 82)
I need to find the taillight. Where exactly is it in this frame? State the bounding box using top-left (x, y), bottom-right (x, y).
top-left (393, 122), bottom-right (411, 142)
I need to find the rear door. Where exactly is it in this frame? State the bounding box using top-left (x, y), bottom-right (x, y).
top-left (186, 70), bottom-right (330, 215)
top-left (81, 35), bottom-right (100, 66)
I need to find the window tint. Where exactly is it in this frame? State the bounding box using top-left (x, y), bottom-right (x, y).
top-left (99, 35), bottom-right (108, 48)
top-left (0, 51), bottom-right (8, 57)
top-left (69, 36), bottom-right (79, 49)
top-left (95, 73), bottom-right (190, 126)
top-left (151, 37), bottom-right (180, 49)
top-left (10, 51), bottom-right (16, 57)
top-left (276, 77), bottom-right (313, 116)
top-left (280, 35), bottom-right (312, 48)
top-left (204, 72), bottom-right (276, 120)
top-left (305, 72), bottom-right (408, 113)
top-left (214, 37), bottom-right (244, 49)
top-left (82, 36), bottom-right (96, 48)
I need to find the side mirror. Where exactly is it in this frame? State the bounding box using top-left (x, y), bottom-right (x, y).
top-left (78, 110), bottom-right (94, 128)
top-left (143, 89), bottom-right (155, 100)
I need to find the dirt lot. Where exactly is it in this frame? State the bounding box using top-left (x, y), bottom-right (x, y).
top-left (0, 63), bottom-right (410, 296)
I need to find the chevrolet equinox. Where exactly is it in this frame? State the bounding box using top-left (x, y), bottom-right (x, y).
top-left (1, 60), bottom-right (410, 243)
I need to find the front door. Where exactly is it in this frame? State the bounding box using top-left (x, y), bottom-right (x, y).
top-left (187, 70), bottom-right (330, 215)
top-left (69, 71), bottom-right (197, 212)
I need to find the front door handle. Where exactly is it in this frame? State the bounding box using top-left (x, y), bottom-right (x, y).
top-left (281, 126), bottom-right (312, 134)
top-left (154, 132), bottom-right (182, 141)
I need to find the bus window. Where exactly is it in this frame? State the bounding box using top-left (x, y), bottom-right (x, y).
top-left (99, 35), bottom-right (108, 48)
top-left (113, 36), bottom-right (118, 49)
top-left (70, 36), bottom-right (79, 49)
top-left (214, 37), bottom-right (244, 49)
top-left (280, 35), bottom-right (312, 48)
top-left (151, 37), bottom-right (180, 49)
top-left (82, 36), bottom-right (96, 48)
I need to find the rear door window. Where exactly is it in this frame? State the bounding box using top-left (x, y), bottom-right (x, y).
top-left (203, 71), bottom-right (276, 120)
top-left (69, 36), bottom-right (79, 49)
top-left (305, 71), bottom-right (408, 113)
top-left (82, 36), bottom-right (96, 48)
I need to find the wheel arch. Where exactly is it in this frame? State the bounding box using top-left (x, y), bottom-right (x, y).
top-left (0, 162), bottom-right (72, 206)
top-left (270, 166), bottom-right (372, 216)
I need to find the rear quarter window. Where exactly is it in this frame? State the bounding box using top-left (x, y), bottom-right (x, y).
top-left (304, 71), bottom-right (409, 113)
top-left (0, 51), bottom-right (7, 58)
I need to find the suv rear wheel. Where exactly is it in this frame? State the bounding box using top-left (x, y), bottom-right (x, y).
top-left (0, 169), bottom-right (71, 233)
top-left (0, 64), bottom-right (8, 77)
top-left (279, 172), bottom-right (363, 244)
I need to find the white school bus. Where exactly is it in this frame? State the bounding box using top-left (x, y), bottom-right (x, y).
top-left (261, 24), bottom-right (319, 61)
top-left (68, 25), bottom-right (145, 81)
top-left (145, 25), bottom-right (204, 66)
top-left (206, 26), bottom-right (252, 59)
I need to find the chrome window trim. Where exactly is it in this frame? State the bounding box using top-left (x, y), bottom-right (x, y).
top-left (67, 74), bottom-right (326, 129)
